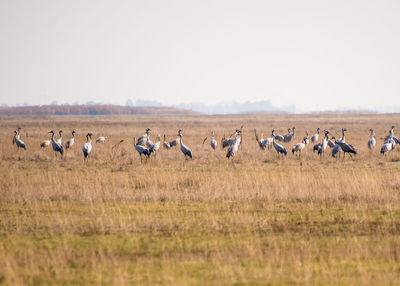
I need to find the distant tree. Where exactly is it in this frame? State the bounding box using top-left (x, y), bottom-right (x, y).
top-left (51, 101), bottom-right (58, 105)
top-left (126, 99), bottom-right (134, 106)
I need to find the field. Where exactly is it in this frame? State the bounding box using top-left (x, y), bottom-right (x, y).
top-left (1, 113), bottom-right (400, 285)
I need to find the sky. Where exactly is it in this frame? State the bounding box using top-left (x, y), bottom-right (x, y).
top-left (0, 0), bottom-right (399, 112)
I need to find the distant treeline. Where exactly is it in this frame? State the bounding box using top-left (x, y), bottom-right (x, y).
top-left (0, 105), bottom-right (198, 116)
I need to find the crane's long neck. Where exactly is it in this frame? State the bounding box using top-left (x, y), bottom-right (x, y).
top-left (370, 130), bottom-right (374, 138)
top-left (179, 135), bottom-right (182, 145)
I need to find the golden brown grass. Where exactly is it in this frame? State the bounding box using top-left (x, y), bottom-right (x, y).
top-left (1, 114), bottom-right (400, 285)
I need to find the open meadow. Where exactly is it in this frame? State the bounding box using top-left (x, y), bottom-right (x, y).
top-left (1, 113), bottom-right (400, 285)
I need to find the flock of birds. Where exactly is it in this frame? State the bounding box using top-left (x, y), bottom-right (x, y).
top-left (10, 125), bottom-right (400, 162)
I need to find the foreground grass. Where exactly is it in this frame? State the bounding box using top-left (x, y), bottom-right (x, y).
top-left (1, 201), bottom-right (400, 285)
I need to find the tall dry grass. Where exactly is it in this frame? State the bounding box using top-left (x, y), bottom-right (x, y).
top-left (0, 114), bottom-right (400, 284)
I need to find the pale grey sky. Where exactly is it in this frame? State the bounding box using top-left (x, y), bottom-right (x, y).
top-left (0, 0), bottom-right (399, 112)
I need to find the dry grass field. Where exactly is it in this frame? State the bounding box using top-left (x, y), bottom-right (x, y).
top-left (1, 113), bottom-right (400, 285)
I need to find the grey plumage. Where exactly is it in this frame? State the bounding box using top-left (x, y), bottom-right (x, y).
top-left (133, 136), bottom-right (150, 162)
top-left (178, 130), bottom-right (192, 160)
top-left (381, 141), bottom-right (394, 155)
top-left (82, 133), bottom-right (93, 161)
top-left (13, 130), bottom-right (26, 151)
top-left (317, 130), bottom-right (330, 159)
top-left (226, 130), bottom-right (241, 159)
top-left (272, 129), bottom-right (287, 159)
top-left (254, 129), bottom-right (273, 151)
top-left (65, 130), bottom-right (76, 149)
top-left (368, 129), bottom-right (376, 149)
top-left (332, 136), bottom-right (357, 159)
top-left (311, 128), bottom-right (320, 143)
top-left (203, 131), bottom-right (218, 150)
top-left (163, 134), bottom-right (171, 149)
top-left (384, 126), bottom-right (395, 143)
top-left (49, 130), bottom-right (63, 157)
top-left (137, 128), bottom-right (151, 146)
top-left (283, 127), bottom-right (295, 142)
top-left (331, 142), bottom-right (342, 158)
top-left (291, 131), bottom-right (308, 156)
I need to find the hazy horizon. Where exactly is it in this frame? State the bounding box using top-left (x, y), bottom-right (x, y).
top-left (1, 1), bottom-right (400, 113)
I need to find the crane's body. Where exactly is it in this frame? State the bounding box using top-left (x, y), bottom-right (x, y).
top-left (82, 133), bottom-right (93, 161)
top-left (49, 130), bottom-right (63, 157)
top-left (368, 129), bottom-right (376, 150)
top-left (65, 130), bottom-right (76, 149)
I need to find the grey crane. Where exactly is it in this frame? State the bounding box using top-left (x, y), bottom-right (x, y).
top-left (178, 130), bottom-right (192, 160)
top-left (254, 129), bottom-right (266, 150)
top-left (49, 130), bottom-right (63, 157)
top-left (313, 131), bottom-right (334, 153)
top-left (226, 130), bottom-right (241, 159)
top-left (163, 134), bottom-right (171, 149)
top-left (368, 129), bottom-right (376, 150)
top-left (311, 128), bottom-right (320, 143)
top-left (254, 129), bottom-right (273, 151)
top-left (137, 128), bottom-right (151, 146)
top-left (303, 131), bottom-right (310, 145)
top-left (331, 136), bottom-right (357, 159)
top-left (40, 140), bottom-right (51, 148)
top-left (222, 126), bottom-right (243, 148)
top-left (273, 130), bottom-right (285, 142)
top-left (133, 136), bottom-right (150, 163)
top-left (381, 141), bottom-right (394, 155)
top-left (284, 127), bottom-right (295, 142)
top-left (13, 130), bottom-right (26, 151)
top-left (96, 136), bottom-right (107, 143)
top-left (40, 132), bottom-right (52, 148)
top-left (222, 135), bottom-right (236, 148)
top-left (331, 137), bottom-right (342, 159)
top-left (12, 127), bottom-right (22, 145)
top-left (203, 131), bottom-right (218, 150)
top-left (82, 133), bottom-right (93, 161)
top-left (169, 136), bottom-right (179, 148)
top-left (317, 130), bottom-right (330, 159)
top-left (313, 142), bottom-right (322, 152)
top-left (272, 130), bottom-right (287, 159)
top-left (291, 131), bottom-right (309, 156)
top-left (65, 130), bottom-right (76, 149)
top-left (384, 126), bottom-right (395, 142)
